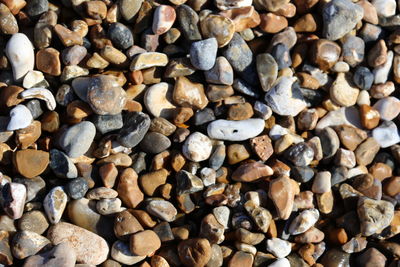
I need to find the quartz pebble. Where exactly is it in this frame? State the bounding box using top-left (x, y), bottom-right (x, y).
top-left (5, 33), bottom-right (34, 81)
top-left (182, 132), bottom-right (213, 162)
top-left (207, 119), bottom-right (265, 141)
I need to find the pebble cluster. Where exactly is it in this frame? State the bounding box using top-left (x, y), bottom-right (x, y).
top-left (0, 0), bottom-right (400, 266)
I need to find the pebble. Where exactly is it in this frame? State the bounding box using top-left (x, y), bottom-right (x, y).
top-left (355, 137), bottom-right (380, 165)
top-left (182, 132), bottom-right (212, 162)
top-left (14, 149), bottom-right (49, 178)
top-left (201, 15), bottom-right (235, 47)
top-left (5, 33), bottom-right (34, 81)
top-left (7, 104), bottom-right (33, 131)
top-left (18, 210), bottom-right (49, 235)
top-left (173, 76), bottom-right (209, 110)
top-left (117, 112), bottom-right (151, 148)
top-left (190, 38), bottom-right (218, 70)
top-left (43, 186), bottom-right (67, 224)
top-left (92, 114), bottom-right (123, 135)
top-left (289, 209), bottom-right (320, 235)
top-left (256, 53), bottom-right (278, 92)
top-left (130, 52), bottom-right (168, 71)
top-left (373, 96), bottom-right (400, 121)
top-left (176, 170), bottom-right (204, 195)
top-left (178, 238), bottom-right (211, 267)
top-left (47, 222), bottom-right (109, 265)
top-left (87, 75), bottom-right (127, 115)
top-left (0, 3), bottom-right (18, 34)
top-left (372, 0), bottom-right (396, 17)
top-left (357, 197), bottom-right (394, 236)
top-left (2, 182), bottom-right (26, 219)
top-left (208, 119), bottom-right (264, 141)
top-left (108, 23), bottom-right (133, 50)
top-left (130, 230), bottom-right (161, 256)
top-left (119, 0), bottom-right (143, 22)
top-left (268, 258), bottom-right (290, 267)
top-left (20, 87), bottom-right (56, 111)
top-left (49, 149), bottom-right (78, 179)
top-left (117, 168), bottom-right (143, 208)
top-left (232, 162), bottom-right (273, 182)
top-left (342, 236), bottom-right (367, 253)
top-left (146, 199), bottom-right (177, 222)
top-left (372, 121), bottom-right (400, 148)
top-left (219, 6), bottom-right (260, 32)
top-left (266, 238), bottom-right (291, 258)
top-left (269, 175), bottom-right (297, 219)
top-left (322, 0), bottom-right (364, 41)
top-left (342, 36), bottom-right (365, 67)
top-left (111, 240), bottom-right (145, 265)
top-left (285, 142), bottom-right (314, 166)
top-left (265, 77), bottom-right (307, 116)
top-left (144, 83), bottom-right (176, 119)
top-left (259, 13), bottom-right (288, 34)
top-left (312, 171), bottom-right (331, 194)
top-left (61, 45), bottom-right (87, 66)
top-left (176, 5), bottom-right (202, 41)
top-left (58, 121), bottom-right (96, 158)
top-left (11, 230), bottom-right (50, 259)
top-left (205, 56), bottom-right (234, 85)
top-left (330, 73), bottom-right (359, 107)
top-left (65, 178), bottom-right (89, 200)
top-left (23, 242), bottom-right (76, 267)
top-left (373, 50), bottom-right (393, 84)
top-left (140, 132), bottom-right (171, 154)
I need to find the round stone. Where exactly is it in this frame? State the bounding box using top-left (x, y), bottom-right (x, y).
top-left (190, 38), bottom-right (218, 70)
top-left (182, 132), bottom-right (213, 162)
top-left (108, 23), bottom-right (134, 50)
top-left (58, 121), bottom-right (96, 158)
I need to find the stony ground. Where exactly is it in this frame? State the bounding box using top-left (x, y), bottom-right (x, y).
top-left (0, 0), bottom-right (400, 266)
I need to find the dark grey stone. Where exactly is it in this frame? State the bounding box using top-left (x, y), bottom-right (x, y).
top-left (139, 132), bottom-right (171, 154)
top-left (65, 177), bottom-right (89, 200)
top-left (92, 114), bottom-right (123, 134)
top-left (108, 22), bottom-right (134, 50)
top-left (117, 112), bottom-right (151, 148)
top-left (353, 66), bottom-right (374, 90)
top-left (49, 149), bottom-right (78, 179)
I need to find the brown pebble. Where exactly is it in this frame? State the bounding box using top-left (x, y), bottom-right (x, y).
top-left (130, 230), bottom-right (161, 256)
top-left (14, 149), bottom-right (49, 178)
top-left (178, 238), bottom-right (212, 267)
top-left (369, 162), bottom-right (392, 181)
top-left (85, 1), bottom-right (107, 20)
top-left (383, 176), bottom-right (400, 197)
top-left (249, 135), bottom-right (273, 161)
top-left (259, 13), bottom-right (288, 33)
top-left (117, 168), bottom-right (144, 208)
top-left (54, 24), bottom-right (83, 47)
top-left (15, 120), bottom-right (41, 149)
top-left (311, 39), bottom-right (341, 71)
top-left (359, 104), bottom-right (380, 129)
top-left (139, 168), bottom-right (169, 196)
top-left (294, 13), bottom-right (317, 32)
top-left (99, 163), bottom-right (118, 188)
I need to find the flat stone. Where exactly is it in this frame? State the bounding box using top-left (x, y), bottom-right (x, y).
top-left (355, 137), bottom-right (380, 165)
top-left (256, 53), bottom-right (278, 92)
top-left (176, 5), bottom-right (202, 41)
top-left (207, 119), bottom-right (265, 141)
top-left (47, 222), bottom-right (109, 265)
top-left (140, 132), bottom-right (171, 154)
top-left (205, 56), bottom-right (234, 85)
top-left (14, 149), bottom-right (49, 178)
top-left (139, 168), bottom-right (168, 196)
top-left (119, 0), bottom-right (143, 22)
top-left (201, 15), bottom-right (234, 47)
top-left (18, 210), bottom-right (49, 235)
top-left (130, 52), bottom-right (168, 71)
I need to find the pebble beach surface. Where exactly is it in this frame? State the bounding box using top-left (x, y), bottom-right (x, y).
top-left (0, 0), bottom-right (400, 266)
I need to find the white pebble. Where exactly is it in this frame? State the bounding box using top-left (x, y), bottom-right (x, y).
top-left (372, 121), bottom-right (400, 148)
top-left (43, 186), bottom-right (68, 224)
top-left (268, 258), bottom-right (291, 267)
top-left (312, 171), bottom-right (332, 194)
top-left (182, 132), bottom-right (213, 162)
top-left (266, 238), bottom-right (292, 258)
top-left (7, 105), bottom-right (33, 131)
top-left (207, 119), bottom-right (265, 141)
top-left (5, 33), bottom-right (34, 82)
top-left (289, 208), bottom-right (320, 235)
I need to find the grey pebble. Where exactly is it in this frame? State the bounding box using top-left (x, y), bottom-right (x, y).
top-left (58, 121), bottom-right (96, 158)
top-left (190, 38), bottom-right (218, 71)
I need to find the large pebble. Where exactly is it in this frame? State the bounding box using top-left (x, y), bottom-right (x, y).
top-left (11, 230), bottom-right (50, 259)
top-left (108, 22), bottom-right (133, 50)
top-left (201, 14), bottom-right (235, 47)
top-left (23, 242), bottom-right (76, 267)
top-left (146, 199), bottom-right (177, 222)
top-left (140, 132), bottom-right (171, 154)
top-left (257, 53), bottom-right (278, 92)
top-left (322, 0), bottom-right (364, 40)
top-left (205, 56), bottom-right (234, 85)
top-left (0, 3), bottom-right (18, 34)
top-left (266, 238), bottom-right (291, 258)
top-left (119, 0), bottom-right (143, 22)
top-left (2, 182), bottom-right (26, 219)
top-left (152, 5), bottom-right (176, 35)
top-left (92, 114), bottom-right (123, 134)
top-left (49, 149), bottom-right (78, 179)
top-left (182, 132), bottom-right (213, 162)
top-left (14, 149), bottom-right (49, 179)
top-left (357, 197), bottom-right (394, 236)
top-left (178, 238), bottom-right (211, 267)
top-left (117, 168), bottom-right (144, 208)
top-left (7, 105), bottom-right (33, 131)
top-left (265, 77), bottom-right (307, 116)
top-left (58, 121), bottom-right (96, 158)
top-left (207, 119), bottom-right (264, 141)
top-left (289, 209), bottom-right (320, 235)
top-left (117, 112), bottom-right (151, 148)
top-left (5, 33), bottom-right (34, 81)
top-left (190, 38), bottom-right (218, 70)
top-left (372, 0), bottom-right (396, 17)
top-left (43, 186), bottom-right (67, 224)
top-left (372, 121), bottom-right (400, 148)
top-left (130, 52), bottom-right (168, 71)
top-left (47, 222), bottom-right (109, 265)
top-left (269, 176), bottom-right (297, 220)
top-left (144, 83), bottom-right (176, 119)
top-left (373, 97), bottom-right (400, 121)
top-left (87, 75), bottom-right (127, 115)
top-left (330, 73), bottom-right (359, 107)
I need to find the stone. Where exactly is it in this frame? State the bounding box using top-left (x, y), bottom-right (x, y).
top-left (207, 85), bottom-right (234, 102)
top-left (100, 45), bottom-right (128, 65)
top-left (111, 240), bottom-right (145, 265)
top-left (284, 142), bottom-right (314, 166)
top-left (117, 112), bottom-right (151, 148)
top-left (228, 251), bottom-right (254, 267)
top-left (360, 105), bottom-right (380, 129)
top-left (200, 213), bottom-right (225, 244)
top-left (334, 124), bottom-right (367, 151)
top-left (176, 170), bottom-right (204, 195)
top-left (355, 137), bottom-right (380, 165)
top-left (259, 13), bottom-right (288, 33)
top-left (269, 175), bottom-right (297, 219)
top-left (266, 238), bottom-right (291, 258)
top-left (178, 238), bottom-right (211, 267)
top-left (0, 3), bottom-right (18, 34)
top-left (49, 149), bottom-right (77, 179)
top-left (371, 81), bottom-right (395, 99)
top-left (140, 132), bottom-right (171, 154)
top-left (318, 127), bottom-right (340, 158)
top-left (114, 210), bottom-right (144, 240)
top-left (43, 186), bottom-right (67, 224)
top-left (54, 24), bottom-right (83, 47)
top-left (265, 77), bottom-right (306, 116)
top-left (330, 73), bottom-right (359, 107)
top-left (357, 197), bottom-right (394, 236)
top-left (61, 45), bottom-right (87, 66)
top-left (65, 178), bottom-right (89, 200)
top-left (18, 211), bottom-right (49, 235)
top-left (7, 104), bottom-right (33, 131)
top-left (2, 182), bottom-right (26, 219)
top-left (372, 121), bottom-right (400, 148)
top-left (227, 144), bottom-right (250, 164)
top-left (36, 48), bottom-right (61, 76)
top-left (356, 248), bottom-right (386, 267)
top-left (244, 200), bottom-right (272, 233)
top-left (176, 5), bottom-right (202, 41)
top-left (219, 6), bottom-right (260, 32)
top-left (144, 83), bottom-right (177, 119)
top-left (23, 242), bottom-right (76, 267)
top-left (205, 56), bottom-right (233, 85)
top-left (139, 168), bottom-right (168, 196)
top-left (173, 76), bottom-right (208, 110)
top-left (368, 40), bottom-right (387, 67)
top-left (117, 168), bottom-right (144, 208)
top-left (119, 0), bottom-right (143, 22)
top-left (256, 53), bottom-right (278, 92)
top-left (189, 38), bottom-right (218, 70)
top-left (92, 114), bottom-right (123, 135)
top-left (146, 199), bottom-right (177, 222)
top-left (373, 97), bottom-right (400, 121)
top-left (232, 162), bottom-right (273, 182)
top-left (372, 0), bottom-right (396, 17)
top-left (289, 209), bottom-right (319, 235)
top-left (11, 230), bottom-right (50, 259)
top-left (5, 33), bottom-right (34, 81)
top-left (130, 52), bottom-right (168, 71)
top-left (201, 15), bottom-right (235, 47)
top-left (312, 171), bottom-right (331, 194)
top-left (47, 222), bottom-right (109, 265)
top-left (322, 0), bottom-right (364, 41)
top-left (130, 230), bottom-right (161, 256)
top-left (182, 132), bottom-right (212, 162)
top-left (207, 119), bottom-right (265, 141)
top-left (58, 121), bottom-right (96, 158)
top-left (373, 51), bottom-right (393, 84)
top-left (14, 149), bottom-right (49, 178)
top-left (228, 102), bottom-right (253, 120)
top-left (108, 23), bottom-right (133, 50)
